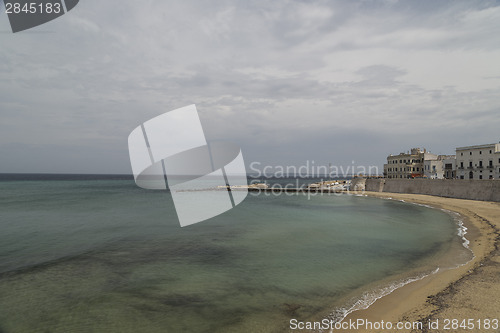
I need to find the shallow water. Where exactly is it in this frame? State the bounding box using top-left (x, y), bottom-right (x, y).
top-left (0, 176), bottom-right (471, 332)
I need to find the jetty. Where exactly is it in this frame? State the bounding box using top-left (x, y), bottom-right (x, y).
top-left (217, 180), bottom-right (351, 193)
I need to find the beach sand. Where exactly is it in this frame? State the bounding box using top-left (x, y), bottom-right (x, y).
top-left (338, 192), bottom-right (500, 333)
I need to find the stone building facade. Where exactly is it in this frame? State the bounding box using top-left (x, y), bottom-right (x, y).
top-left (384, 148), bottom-right (438, 179)
top-left (456, 143), bottom-right (500, 180)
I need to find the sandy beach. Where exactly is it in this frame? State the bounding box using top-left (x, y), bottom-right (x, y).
top-left (338, 192), bottom-right (500, 333)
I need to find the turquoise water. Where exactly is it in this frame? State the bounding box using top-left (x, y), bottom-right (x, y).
top-left (0, 177), bottom-right (470, 332)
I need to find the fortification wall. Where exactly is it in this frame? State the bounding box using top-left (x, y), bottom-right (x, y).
top-left (362, 178), bottom-right (500, 202)
top-left (350, 178), bottom-right (366, 192)
top-left (366, 179), bottom-right (386, 192)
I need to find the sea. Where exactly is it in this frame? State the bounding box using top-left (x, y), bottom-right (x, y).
top-left (0, 174), bottom-right (473, 332)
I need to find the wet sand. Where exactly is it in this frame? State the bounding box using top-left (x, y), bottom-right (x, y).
top-left (339, 192), bottom-right (500, 333)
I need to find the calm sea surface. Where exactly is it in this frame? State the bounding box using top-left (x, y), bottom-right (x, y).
top-left (0, 175), bottom-right (471, 332)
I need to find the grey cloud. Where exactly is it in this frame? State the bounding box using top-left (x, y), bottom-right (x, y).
top-left (0, 0), bottom-right (499, 174)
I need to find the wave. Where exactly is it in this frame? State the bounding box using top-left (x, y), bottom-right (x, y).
top-left (325, 267), bottom-right (440, 326)
top-left (440, 209), bottom-right (470, 249)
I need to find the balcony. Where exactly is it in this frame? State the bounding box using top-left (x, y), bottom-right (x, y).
top-left (487, 165), bottom-right (494, 169)
top-left (467, 166), bottom-right (474, 169)
top-left (458, 166), bottom-right (464, 170)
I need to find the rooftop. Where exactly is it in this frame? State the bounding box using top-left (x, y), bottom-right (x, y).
top-left (456, 143), bottom-right (500, 151)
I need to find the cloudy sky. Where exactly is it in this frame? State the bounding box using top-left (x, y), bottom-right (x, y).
top-left (1, 0), bottom-right (499, 174)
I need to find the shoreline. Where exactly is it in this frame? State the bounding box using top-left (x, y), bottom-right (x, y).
top-left (337, 192), bottom-right (500, 333)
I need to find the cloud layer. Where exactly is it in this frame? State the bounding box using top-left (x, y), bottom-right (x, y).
top-left (1, 0), bottom-right (499, 173)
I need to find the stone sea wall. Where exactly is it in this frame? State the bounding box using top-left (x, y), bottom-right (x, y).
top-left (350, 178), bottom-right (500, 202)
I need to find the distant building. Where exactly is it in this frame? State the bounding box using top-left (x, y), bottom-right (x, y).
top-left (423, 155), bottom-right (455, 179)
top-left (384, 148), bottom-right (438, 179)
top-left (442, 156), bottom-right (457, 179)
top-left (456, 143), bottom-right (500, 180)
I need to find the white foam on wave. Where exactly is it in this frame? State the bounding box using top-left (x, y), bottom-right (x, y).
top-left (324, 268), bottom-right (440, 331)
top-left (441, 209), bottom-right (470, 249)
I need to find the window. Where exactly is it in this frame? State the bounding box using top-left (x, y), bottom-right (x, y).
top-left (470, 152), bottom-right (472, 155)
top-left (417, 167), bottom-right (419, 171)
top-left (490, 160), bottom-right (493, 167)
top-left (460, 162), bottom-right (464, 168)
top-left (479, 175), bottom-right (483, 179)
top-left (469, 161), bottom-right (473, 167)
top-left (479, 160), bottom-right (483, 167)
top-left (461, 152), bottom-right (463, 156)
top-left (480, 151), bottom-right (482, 155)
top-left (460, 175), bottom-right (464, 179)
top-left (490, 150), bottom-right (492, 154)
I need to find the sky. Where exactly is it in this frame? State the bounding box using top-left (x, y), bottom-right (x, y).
top-left (1, 0), bottom-right (499, 175)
